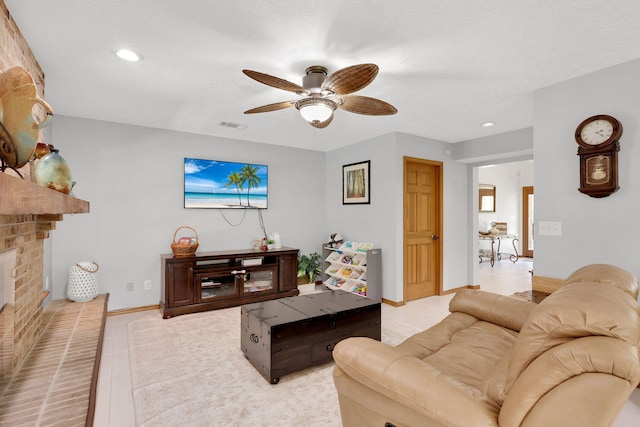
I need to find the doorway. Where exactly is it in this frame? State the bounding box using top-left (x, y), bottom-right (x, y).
top-left (476, 160), bottom-right (534, 283)
top-left (522, 186), bottom-right (534, 258)
top-left (403, 157), bottom-right (442, 301)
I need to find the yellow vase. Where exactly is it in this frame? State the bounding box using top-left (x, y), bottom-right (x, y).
top-left (0, 67), bottom-right (53, 169)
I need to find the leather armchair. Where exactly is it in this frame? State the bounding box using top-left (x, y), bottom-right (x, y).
top-left (332, 264), bottom-right (640, 427)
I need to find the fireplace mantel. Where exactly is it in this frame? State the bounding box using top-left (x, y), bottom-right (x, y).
top-left (0, 172), bottom-right (89, 215)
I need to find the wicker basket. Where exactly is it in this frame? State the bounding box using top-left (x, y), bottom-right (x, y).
top-left (171, 226), bottom-right (199, 257)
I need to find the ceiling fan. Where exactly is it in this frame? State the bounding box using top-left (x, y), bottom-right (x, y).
top-left (242, 63), bottom-right (397, 128)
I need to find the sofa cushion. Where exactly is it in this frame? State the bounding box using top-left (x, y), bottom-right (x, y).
top-left (421, 320), bottom-right (518, 390)
top-left (480, 349), bottom-right (512, 405)
top-left (390, 290), bottom-right (534, 392)
top-left (333, 337), bottom-right (502, 426)
top-left (394, 312), bottom-right (478, 360)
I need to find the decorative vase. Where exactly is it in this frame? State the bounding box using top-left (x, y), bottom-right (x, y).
top-left (33, 149), bottom-right (74, 194)
top-left (271, 232), bottom-right (282, 248)
top-left (67, 262), bottom-right (99, 302)
top-left (0, 67), bottom-right (53, 169)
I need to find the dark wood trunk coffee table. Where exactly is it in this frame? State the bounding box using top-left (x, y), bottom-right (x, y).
top-left (241, 289), bottom-right (381, 383)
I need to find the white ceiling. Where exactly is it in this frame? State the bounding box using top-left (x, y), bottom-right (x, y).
top-left (6, 0), bottom-right (640, 152)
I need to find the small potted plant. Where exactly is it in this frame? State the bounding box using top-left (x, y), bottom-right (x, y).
top-left (297, 252), bottom-right (323, 291)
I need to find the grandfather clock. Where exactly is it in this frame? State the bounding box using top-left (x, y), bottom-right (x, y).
top-left (574, 114), bottom-right (622, 198)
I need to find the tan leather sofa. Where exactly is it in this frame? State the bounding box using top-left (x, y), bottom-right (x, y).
top-left (332, 264), bottom-right (640, 426)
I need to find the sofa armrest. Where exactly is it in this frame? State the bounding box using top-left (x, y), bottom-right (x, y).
top-left (333, 337), bottom-right (500, 426)
top-left (500, 336), bottom-right (640, 426)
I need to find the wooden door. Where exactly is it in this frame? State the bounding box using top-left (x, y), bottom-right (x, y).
top-left (403, 157), bottom-right (442, 301)
top-left (522, 186), bottom-right (534, 258)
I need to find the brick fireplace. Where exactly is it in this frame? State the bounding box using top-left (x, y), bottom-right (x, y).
top-left (1, 0), bottom-right (92, 411)
top-left (0, 175), bottom-right (89, 393)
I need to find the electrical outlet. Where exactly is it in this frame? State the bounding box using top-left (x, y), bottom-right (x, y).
top-left (127, 282), bottom-right (134, 292)
top-left (144, 280), bottom-right (152, 290)
top-left (45, 276), bottom-right (50, 290)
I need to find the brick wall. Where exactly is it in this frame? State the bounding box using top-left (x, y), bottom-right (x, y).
top-left (1, 0), bottom-right (52, 385)
top-left (0, 215), bottom-right (55, 365)
top-left (0, 1), bottom-right (44, 94)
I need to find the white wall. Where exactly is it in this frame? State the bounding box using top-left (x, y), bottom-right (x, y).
top-left (534, 58), bottom-right (640, 284)
top-left (49, 116), bottom-right (326, 310)
top-left (325, 132), bottom-right (469, 302)
top-left (325, 133), bottom-right (399, 301)
top-left (453, 127), bottom-right (534, 164)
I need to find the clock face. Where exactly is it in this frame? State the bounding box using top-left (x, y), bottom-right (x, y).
top-left (580, 119), bottom-right (614, 145)
top-left (575, 114), bottom-right (622, 148)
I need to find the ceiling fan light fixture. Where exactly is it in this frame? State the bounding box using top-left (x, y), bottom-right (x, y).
top-left (243, 63), bottom-right (396, 126)
top-left (296, 98), bottom-right (337, 124)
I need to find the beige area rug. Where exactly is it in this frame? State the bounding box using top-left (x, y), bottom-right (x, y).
top-left (129, 306), bottom-right (413, 426)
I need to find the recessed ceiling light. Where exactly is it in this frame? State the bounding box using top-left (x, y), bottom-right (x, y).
top-left (481, 122), bottom-right (496, 127)
top-left (115, 49), bottom-right (143, 62)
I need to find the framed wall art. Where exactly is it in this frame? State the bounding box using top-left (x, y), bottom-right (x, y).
top-left (343, 160), bottom-right (370, 205)
top-left (478, 184), bottom-right (496, 212)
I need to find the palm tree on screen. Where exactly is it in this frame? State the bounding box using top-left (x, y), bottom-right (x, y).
top-left (240, 165), bottom-right (261, 207)
top-left (225, 172), bottom-right (244, 206)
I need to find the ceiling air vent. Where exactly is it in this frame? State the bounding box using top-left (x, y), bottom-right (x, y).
top-left (218, 121), bottom-right (247, 129)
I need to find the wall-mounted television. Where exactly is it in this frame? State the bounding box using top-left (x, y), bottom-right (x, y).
top-left (184, 157), bottom-right (268, 209)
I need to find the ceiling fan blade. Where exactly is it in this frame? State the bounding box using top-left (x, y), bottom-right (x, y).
top-left (244, 101), bottom-right (295, 114)
top-left (339, 95), bottom-right (397, 115)
top-left (243, 70), bottom-right (305, 94)
top-left (322, 64), bottom-right (379, 95)
top-left (309, 114), bottom-right (334, 129)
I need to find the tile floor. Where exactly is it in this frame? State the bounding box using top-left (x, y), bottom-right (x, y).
top-left (94, 258), bottom-right (640, 426)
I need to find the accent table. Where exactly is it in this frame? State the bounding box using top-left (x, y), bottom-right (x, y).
top-left (479, 234), bottom-right (519, 267)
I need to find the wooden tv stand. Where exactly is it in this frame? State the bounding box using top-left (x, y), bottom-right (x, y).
top-left (160, 247), bottom-right (299, 318)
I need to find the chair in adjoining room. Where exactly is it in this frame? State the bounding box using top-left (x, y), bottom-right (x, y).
top-left (333, 264), bottom-right (640, 427)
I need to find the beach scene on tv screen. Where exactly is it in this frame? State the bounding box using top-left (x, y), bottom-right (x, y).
top-left (184, 158), bottom-right (268, 209)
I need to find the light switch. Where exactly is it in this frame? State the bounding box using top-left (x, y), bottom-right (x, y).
top-left (538, 221), bottom-right (562, 236)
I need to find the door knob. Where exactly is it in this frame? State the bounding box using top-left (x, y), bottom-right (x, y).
top-left (431, 235), bottom-right (439, 240)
